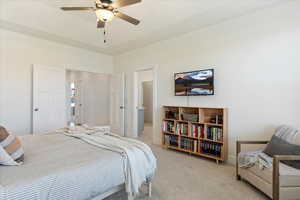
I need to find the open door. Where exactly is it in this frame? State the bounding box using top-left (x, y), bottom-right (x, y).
top-left (32, 65), bottom-right (66, 134)
top-left (110, 73), bottom-right (125, 136)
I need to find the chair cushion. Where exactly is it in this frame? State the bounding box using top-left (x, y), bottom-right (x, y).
top-left (245, 154), bottom-right (300, 187)
top-left (263, 135), bottom-right (300, 169)
top-left (0, 126), bottom-right (24, 165)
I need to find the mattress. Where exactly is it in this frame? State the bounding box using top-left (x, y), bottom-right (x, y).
top-left (0, 133), bottom-right (125, 200)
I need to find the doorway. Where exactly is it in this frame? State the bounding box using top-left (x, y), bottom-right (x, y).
top-left (32, 66), bottom-right (125, 136)
top-left (66, 70), bottom-right (111, 127)
top-left (134, 68), bottom-right (156, 144)
top-left (66, 70), bottom-right (125, 136)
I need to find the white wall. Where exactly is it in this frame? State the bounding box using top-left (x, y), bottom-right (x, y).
top-left (114, 1), bottom-right (300, 161)
top-left (0, 29), bottom-right (114, 135)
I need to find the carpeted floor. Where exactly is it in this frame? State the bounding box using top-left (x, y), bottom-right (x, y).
top-left (105, 124), bottom-right (270, 200)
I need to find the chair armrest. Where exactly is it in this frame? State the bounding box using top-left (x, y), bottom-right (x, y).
top-left (237, 140), bottom-right (269, 146)
top-left (274, 155), bottom-right (300, 161)
top-left (273, 155), bottom-right (300, 200)
top-left (236, 140), bottom-right (269, 180)
top-left (236, 140), bottom-right (269, 154)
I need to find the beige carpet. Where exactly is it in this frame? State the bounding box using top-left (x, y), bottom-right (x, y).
top-left (106, 124), bottom-right (270, 200)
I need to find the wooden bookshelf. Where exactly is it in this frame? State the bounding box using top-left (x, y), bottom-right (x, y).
top-left (162, 106), bottom-right (228, 164)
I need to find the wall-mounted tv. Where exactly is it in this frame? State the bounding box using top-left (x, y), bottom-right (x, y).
top-left (175, 69), bottom-right (214, 96)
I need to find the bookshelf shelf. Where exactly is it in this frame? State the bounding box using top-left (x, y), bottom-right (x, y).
top-left (190, 122), bottom-right (206, 125)
top-left (205, 123), bottom-right (223, 127)
top-left (175, 120), bottom-right (223, 127)
top-left (198, 152), bottom-right (223, 161)
top-left (175, 120), bottom-right (189, 123)
top-left (180, 134), bottom-right (199, 139)
top-left (163, 145), bottom-right (223, 161)
top-left (162, 106), bottom-right (228, 163)
top-left (166, 145), bottom-right (191, 153)
top-left (163, 118), bottom-right (176, 121)
top-left (163, 131), bottom-right (177, 135)
top-left (199, 138), bottom-right (223, 144)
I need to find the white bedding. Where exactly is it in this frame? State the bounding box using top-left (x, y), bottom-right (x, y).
top-left (63, 131), bottom-right (157, 195)
top-left (0, 133), bottom-right (127, 200)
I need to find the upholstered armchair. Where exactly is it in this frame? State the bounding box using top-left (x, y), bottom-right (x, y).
top-left (236, 140), bottom-right (300, 200)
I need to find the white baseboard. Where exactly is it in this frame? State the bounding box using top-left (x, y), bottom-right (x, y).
top-left (226, 154), bottom-right (236, 165)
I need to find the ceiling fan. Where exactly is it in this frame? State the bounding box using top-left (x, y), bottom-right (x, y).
top-left (61, 0), bottom-right (142, 43)
top-left (61, 0), bottom-right (141, 28)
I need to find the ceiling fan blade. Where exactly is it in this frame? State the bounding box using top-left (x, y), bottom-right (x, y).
top-left (61, 7), bottom-right (95, 11)
top-left (97, 20), bottom-right (105, 28)
top-left (115, 12), bottom-right (140, 25)
top-left (111, 0), bottom-right (141, 8)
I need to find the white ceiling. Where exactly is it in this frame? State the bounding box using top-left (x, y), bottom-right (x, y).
top-left (0, 0), bottom-right (289, 55)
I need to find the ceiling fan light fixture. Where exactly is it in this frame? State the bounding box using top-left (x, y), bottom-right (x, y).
top-left (96, 9), bottom-right (114, 22)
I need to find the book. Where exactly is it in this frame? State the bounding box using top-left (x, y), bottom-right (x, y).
top-left (180, 138), bottom-right (197, 152)
top-left (165, 135), bottom-right (179, 147)
top-left (200, 142), bottom-right (222, 157)
top-left (164, 135), bottom-right (170, 146)
top-left (162, 121), bottom-right (175, 133)
top-left (194, 140), bottom-right (197, 152)
top-left (190, 124), bottom-right (204, 138)
top-left (206, 127), bottom-right (223, 141)
top-left (176, 123), bottom-right (189, 136)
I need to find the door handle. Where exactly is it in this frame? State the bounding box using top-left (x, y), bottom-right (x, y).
top-left (34, 108), bottom-right (39, 112)
top-left (120, 106), bottom-right (124, 109)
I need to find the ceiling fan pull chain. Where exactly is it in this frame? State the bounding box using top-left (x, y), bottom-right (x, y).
top-left (103, 24), bottom-right (107, 43)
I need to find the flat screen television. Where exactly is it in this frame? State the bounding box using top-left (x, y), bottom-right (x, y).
top-left (175, 69), bottom-right (214, 96)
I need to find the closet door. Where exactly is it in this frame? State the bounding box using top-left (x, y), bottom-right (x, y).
top-left (110, 73), bottom-right (125, 136)
top-left (32, 65), bottom-right (66, 134)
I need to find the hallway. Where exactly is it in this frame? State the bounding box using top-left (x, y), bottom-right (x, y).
top-left (138, 123), bottom-right (153, 144)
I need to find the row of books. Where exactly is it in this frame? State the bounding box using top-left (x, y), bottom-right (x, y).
top-left (200, 142), bottom-right (222, 157)
top-left (180, 138), bottom-right (197, 152)
top-left (164, 135), bottom-right (178, 147)
top-left (175, 123), bottom-right (189, 135)
top-left (190, 124), bottom-right (205, 138)
top-left (207, 127), bottom-right (223, 141)
top-left (165, 136), bottom-right (223, 157)
top-left (162, 121), bottom-right (175, 132)
top-left (163, 122), bottom-right (223, 142)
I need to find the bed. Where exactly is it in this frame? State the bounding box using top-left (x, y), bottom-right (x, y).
top-left (0, 133), bottom-right (153, 200)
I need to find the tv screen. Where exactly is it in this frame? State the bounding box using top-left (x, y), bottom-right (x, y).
top-left (175, 69), bottom-right (214, 96)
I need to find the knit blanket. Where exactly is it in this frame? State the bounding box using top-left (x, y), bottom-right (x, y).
top-left (63, 127), bottom-right (157, 196)
top-left (238, 151), bottom-right (272, 169)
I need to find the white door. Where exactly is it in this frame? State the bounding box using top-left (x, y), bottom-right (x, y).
top-left (33, 65), bottom-right (66, 134)
top-left (110, 73), bottom-right (125, 136)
